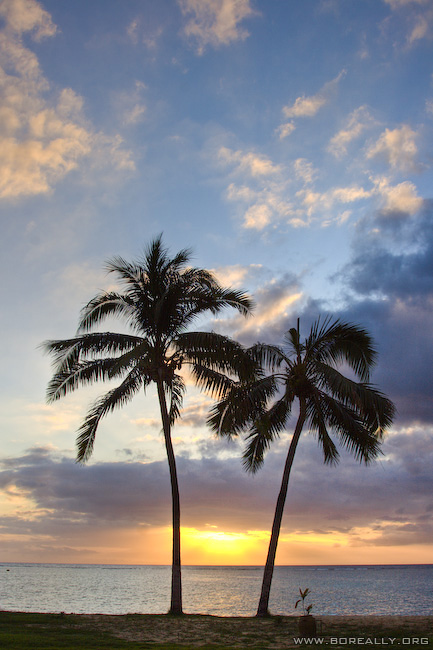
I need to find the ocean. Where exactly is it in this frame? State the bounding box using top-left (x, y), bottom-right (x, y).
top-left (1, 564), bottom-right (432, 616)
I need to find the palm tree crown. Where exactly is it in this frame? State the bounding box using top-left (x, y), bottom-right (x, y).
top-left (209, 316), bottom-right (395, 616)
top-left (42, 235), bottom-right (254, 614)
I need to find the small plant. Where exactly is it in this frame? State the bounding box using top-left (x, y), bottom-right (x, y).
top-left (295, 587), bottom-right (313, 616)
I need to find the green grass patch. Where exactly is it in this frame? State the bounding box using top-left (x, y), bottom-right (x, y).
top-left (1, 611), bottom-right (432, 650)
top-left (0, 612), bottom-right (142, 650)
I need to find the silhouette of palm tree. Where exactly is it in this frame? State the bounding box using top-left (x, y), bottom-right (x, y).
top-left (209, 316), bottom-right (395, 616)
top-left (42, 236), bottom-right (254, 614)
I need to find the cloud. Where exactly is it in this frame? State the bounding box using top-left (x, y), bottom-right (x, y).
top-left (126, 17), bottom-right (164, 50)
top-left (372, 176), bottom-right (423, 215)
top-left (218, 146), bottom-right (281, 177)
top-left (218, 146), bottom-right (307, 230)
top-left (334, 198), bottom-right (433, 423)
top-left (296, 184), bottom-right (372, 223)
top-left (211, 263), bottom-right (262, 289)
top-left (281, 70), bottom-right (346, 120)
top-left (243, 203), bottom-right (272, 230)
top-left (293, 159), bottom-right (317, 185)
top-left (384, 0), bottom-right (433, 47)
top-left (1, 425), bottom-right (432, 558)
top-left (214, 271), bottom-right (304, 344)
top-left (112, 81), bottom-right (147, 127)
top-left (328, 106), bottom-right (375, 158)
top-left (179, 0), bottom-right (256, 54)
top-left (176, 395), bottom-right (215, 428)
top-left (276, 121), bottom-right (295, 140)
top-left (384, 0), bottom-right (430, 6)
top-left (218, 147), bottom-right (297, 230)
top-left (366, 125), bottom-right (419, 172)
top-left (0, 0), bottom-right (135, 200)
top-left (0, 0), bottom-right (56, 41)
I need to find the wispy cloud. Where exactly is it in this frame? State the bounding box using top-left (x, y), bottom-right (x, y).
top-left (328, 106), bottom-right (376, 158)
top-left (384, 0), bottom-right (433, 48)
top-left (218, 146), bottom-right (281, 177)
top-left (277, 70), bottom-right (346, 140)
top-left (179, 0), bottom-right (256, 54)
top-left (112, 81), bottom-right (147, 126)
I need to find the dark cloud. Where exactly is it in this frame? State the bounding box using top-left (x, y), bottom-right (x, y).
top-left (1, 429), bottom-right (432, 549)
top-left (344, 201), bottom-right (433, 300)
top-left (326, 201), bottom-right (433, 424)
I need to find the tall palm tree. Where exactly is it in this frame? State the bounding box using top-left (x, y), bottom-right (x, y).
top-left (42, 236), bottom-right (254, 615)
top-left (208, 316), bottom-right (395, 617)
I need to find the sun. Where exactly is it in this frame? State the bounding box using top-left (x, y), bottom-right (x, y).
top-left (181, 527), bottom-right (270, 564)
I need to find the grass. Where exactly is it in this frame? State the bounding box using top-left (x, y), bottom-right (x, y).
top-left (0, 612), bottom-right (140, 650)
top-left (0, 611), bottom-right (432, 649)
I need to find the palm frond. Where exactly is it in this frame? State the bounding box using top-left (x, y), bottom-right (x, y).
top-left (42, 332), bottom-right (145, 372)
top-left (249, 342), bottom-right (286, 372)
top-left (46, 358), bottom-right (127, 402)
top-left (191, 365), bottom-right (237, 401)
top-left (314, 363), bottom-right (395, 432)
top-left (313, 391), bottom-right (382, 464)
top-left (305, 317), bottom-right (376, 382)
top-left (207, 375), bottom-right (279, 437)
top-left (167, 374), bottom-right (186, 426)
top-left (76, 367), bottom-right (143, 463)
top-left (306, 391), bottom-right (340, 465)
top-left (242, 421), bottom-right (275, 473)
top-left (177, 331), bottom-right (259, 380)
top-left (77, 292), bottom-right (136, 333)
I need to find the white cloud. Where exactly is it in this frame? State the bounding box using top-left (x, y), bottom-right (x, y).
top-left (179, 0), bottom-right (256, 54)
top-left (0, 0), bottom-right (135, 200)
top-left (297, 184), bottom-right (372, 220)
top-left (226, 182), bottom-right (257, 203)
top-left (243, 203), bottom-right (272, 230)
top-left (366, 125), bottom-right (419, 172)
top-left (212, 263), bottom-right (261, 288)
top-left (283, 94), bottom-right (327, 119)
top-left (328, 106), bottom-right (375, 158)
top-left (218, 146), bottom-right (281, 177)
top-left (372, 176), bottom-right (423, 215)
top-left (293, 158), bottom-right (317, 185)
top-left (0, 0), bottom-right (56, 41)
top-left (276, 121), bottom-right (295, 140)
top-left (281, 70), bottom-right (346, 120)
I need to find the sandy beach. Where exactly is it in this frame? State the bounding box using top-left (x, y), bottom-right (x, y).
top-left (62, 613), bottom-right (433, 647)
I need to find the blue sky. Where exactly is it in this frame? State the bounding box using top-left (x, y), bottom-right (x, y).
top-left (1, 0), bottom-right (433, 569)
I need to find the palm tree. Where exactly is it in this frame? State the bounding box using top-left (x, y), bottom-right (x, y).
top-left (208, 316), bottom-right (395, 617)
top-left (42, 236), bottom-right (254, 615)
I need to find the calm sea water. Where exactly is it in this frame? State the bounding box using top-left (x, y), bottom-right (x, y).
top-left (1, 564), bottom-right (432, 616)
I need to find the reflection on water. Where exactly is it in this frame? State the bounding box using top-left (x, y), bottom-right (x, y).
top-left (1, 563), bottom-right (432, 616)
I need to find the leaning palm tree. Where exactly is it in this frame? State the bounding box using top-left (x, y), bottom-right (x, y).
top-left (42, 236), bottom-right (254, 615)
top-left (208, 316), bottom-right (395, 616)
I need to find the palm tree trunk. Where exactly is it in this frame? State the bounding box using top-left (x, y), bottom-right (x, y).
top-left (256, 399), bottom-right (306, 617)
top-left (156, 376), bottom-right (183, 615)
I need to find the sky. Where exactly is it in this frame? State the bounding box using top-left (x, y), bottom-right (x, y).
top-left (1, 0), bottom-right (433, 569)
